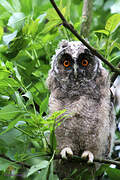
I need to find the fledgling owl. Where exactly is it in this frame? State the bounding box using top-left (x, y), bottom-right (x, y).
top-left (47, 40), bottom-right (116, 179)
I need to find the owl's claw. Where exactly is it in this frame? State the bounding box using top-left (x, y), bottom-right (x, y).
top-left (81, 150), bottom-right (94, 163)
top-left (60, 147), bottom-right (73, 159)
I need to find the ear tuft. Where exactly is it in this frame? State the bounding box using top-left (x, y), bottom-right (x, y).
top-left (59, 40), bottom-right (69, 48)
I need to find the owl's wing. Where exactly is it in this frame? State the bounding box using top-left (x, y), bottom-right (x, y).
top-left (110, 76), bottom-right (120, 113)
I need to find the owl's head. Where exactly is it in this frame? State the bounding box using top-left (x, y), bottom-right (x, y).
top-left (48, 40), bottom-right (102, 93)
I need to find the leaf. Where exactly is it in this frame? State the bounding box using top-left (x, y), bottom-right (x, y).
top-left (42, 21), bottom-right (59, 34)
top-left (3, 31), bottom-right (28, 59)
top-left (0, 157), bottom-right (18, 172)
top-left (105, 14), bottom-right (120, 33)
top-left (106, 167), bottom-right (120, 180)
top-left (47, 110), bottom-right (66, 121)
top-left (3, 31), bottom-right (17, 45)
top-left (0, 117), bottom-right (22, 135)
top-left (0, 26), bottom-right (3, 40)
top-left (0, 70), bottom-right (10, 80)
top-left (109, 41), bottom-right (120, 54)
top-left (110, 1), bottom-right (120, 13)
top-left (23, 91), bottom-right (33, 105)
top-left (37, 13), bottom-right (47, 24)
top-left (0, 0), bottom-right (15, 13)
top-left (8, 12), bottom-right (25, 30)
top-left (11, 0), bottom-right (21, 12)
top-left (0, 78), bottom-right (19, 88)
top-left (27, 160), bottom-right (49, 177)
top-left (95, 164), bottom-right (109, 177)
top-left (14, 66), bottom-right (21, 82)
top-left (0, 104), bottom-right (21, 120)
top-left (48, 161), bottom-right (54, 180)
top-left (94, 29), bottom-right (109, 36)
top-left (23, 19), bottom-right (39, 36)
top-left (47, 8), bottom-right (60, 22)
top-left (15, 91), bottom-right (26, 109)
top-left (40, 95), bottom-right (49, 114)
top-left (50, 129), bottom-right (57, 151)
top-left (35, 166), bottom-right (49, 180)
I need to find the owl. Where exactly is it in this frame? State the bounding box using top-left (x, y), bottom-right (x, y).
top-left (47, 40), bottom-right (116, 179)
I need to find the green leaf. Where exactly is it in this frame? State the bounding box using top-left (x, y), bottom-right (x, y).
top-left (3, 31), bottom-right (17, 45)
top-left (0, 26), bottom-right (3, 40)
top-left (23, 19), bottom-right (39, 36)
top-left (14, 66), bottom-right (21, 81)
top-left (23, 91), bottom-right (33, 105)
top-left (0, 157), bottom-right (18, 172)
top-left (27, 160), bottom-right (49, 177)
top-left (50, 129), bottom-right (57, 151)
top-left (42, 21), bottom-right (59, 34)
top-left (11, 0), bottom-right (21, 12)
top-left (94, 29), bottom-right (109, 36)
top-left (0, 0), bottom-right (15, 13)
top-left (47, 8), bottom-right (60, 22)
top-left (105, 14), bottom-right (120, 33)
top-left (8, 12), bottom-right (25, 30)
top-left (37, 13), bottom-right (47, 24)
top-left (95, 164), bottom-right (109, 177)
top-left (15, 91), bottom-right (26, 110)
top-left (106, 167), bottom-right (120, 180)
top-left (0, 104), bottom-right (21, 120)
top-left (0, 78), bottom-right (19, 88)
top-left (35, 166), bottom-right (49, 180)
top-left (0, 117), bottom-right (22, 135)
top-left (109, 41), bottom-right (120, 54)
top-left (0, 70), bottom-right (10, 80)
top-left (48, 161), bottom-right (54, 180)
top-left (40, 95), bottom-right (49, 114)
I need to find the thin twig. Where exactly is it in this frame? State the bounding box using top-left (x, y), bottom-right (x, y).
top-left (49, 0), bottom-right (120, 75)
top-left (0, 154), bottom-right (30, 169)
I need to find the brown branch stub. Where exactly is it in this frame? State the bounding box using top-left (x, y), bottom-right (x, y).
top-left (49, 0), bottom-right (120, 75)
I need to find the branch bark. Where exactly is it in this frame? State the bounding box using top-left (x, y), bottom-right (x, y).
top-left (54, 154), bottom-right (120, 166)
top-left (1, 153), bottom-right (120, 169)
top-left (80, 0), bottom-right (93, 38)
top-left (49, 0), bottom-right (120, 75)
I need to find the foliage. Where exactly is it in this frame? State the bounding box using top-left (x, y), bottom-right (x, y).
top-left (0, 0), bottom-right (120, 179)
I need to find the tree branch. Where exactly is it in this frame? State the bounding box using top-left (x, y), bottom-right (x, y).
top-left (49, 0), bottom-right (120, 75)
top-left (80, 0), bottom-right (93, 38)
top-left (1, 153), bottom-right (120, 171)
top-left (0, 154), bottom-right (30, 169)
top-left (54, 154), bottom-right (120, 166)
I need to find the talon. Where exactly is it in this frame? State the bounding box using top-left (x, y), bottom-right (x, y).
top-left (60, 147), bottom-right (73, 159)
top-left (81, 150), bottom-right (94, 163)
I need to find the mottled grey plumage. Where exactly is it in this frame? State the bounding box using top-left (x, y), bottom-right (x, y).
top-left (47, 40), bottom-right (115, 179)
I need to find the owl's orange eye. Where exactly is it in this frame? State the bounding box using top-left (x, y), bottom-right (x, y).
top-left (63, 60), bottom-right (71, 67)
top-left (81, 59), bottom-right (89, 67)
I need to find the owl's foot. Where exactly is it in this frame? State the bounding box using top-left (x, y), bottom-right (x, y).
top-left (81, 150), bottom-right (94, 163)
top-left (60, 147), bottom-right (73, 159)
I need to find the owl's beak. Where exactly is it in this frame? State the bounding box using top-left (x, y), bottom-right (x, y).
top-left (73, 63), bottom-right (78, 79)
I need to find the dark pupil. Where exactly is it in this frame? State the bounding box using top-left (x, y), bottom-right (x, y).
top-left (65, 61), bottom-right (69, 65)
top-left (83, 60), bottom-right (86, 64)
